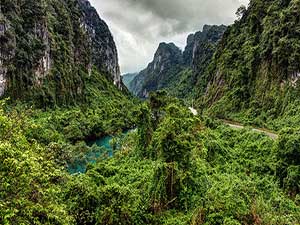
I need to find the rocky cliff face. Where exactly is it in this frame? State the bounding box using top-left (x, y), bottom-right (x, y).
top-left (129, 25), bottom-right (226, 98)
top-left (184, 25), bottom-right (226, 69)
top-left (130, 42), bottom-right (183, 98)
top-left (0, 0), bottom-right (121, 105)
top-left (0, 12), bottom-right (14, 96)
top-left (78, 0), bottom-right (121, 88)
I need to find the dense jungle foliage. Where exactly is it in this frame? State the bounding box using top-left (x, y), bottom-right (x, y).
top-left (198, 0), bottom-right (300, 131)
top-left (1, 0), bottom-right (300, 224)
top-left (1, 92), bottom-right (299, 224)
top-left (0, 76), bottom-right (136, 224)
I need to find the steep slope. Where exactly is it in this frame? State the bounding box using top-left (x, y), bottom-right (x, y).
top-left (130, 42), bottom-right (183, 98)
top-left (168, 25), bottom-right (227, 98)
top-left (129, 25), bottom-right (226, 99)
top-left (183, 25), bottom-right (227, 68)
top-left (198, 0), bottom-right (300, 128)
top-left (78, 0), bottom-right (121, 87)
top-left (0, 0), bottom-right (121, 106)
top-left (122, 72), bottom-right (137, 90)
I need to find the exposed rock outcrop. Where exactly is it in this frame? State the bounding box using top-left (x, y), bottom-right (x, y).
top-left (183, 25), bottom-right (227, 69)
top-left (130, 42), bottom-right (183, 98)
top-left (129, 25), bottom-right (226, 98)
top-left (0, 12), bottom-right (15, 96)
top-left (0, 0), bottom-right (121, 104)
top-left (78, 0), bottom-right (121, 88)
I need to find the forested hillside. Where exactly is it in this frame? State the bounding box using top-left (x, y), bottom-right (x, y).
top-left (0, 0), bottom-right (122, 106)
top-left (0, 0), bottom-right (135, 159)
top-left (198, 0), bottom-right (300, 130)
top-left (0, 1), bottom-right (137, 222)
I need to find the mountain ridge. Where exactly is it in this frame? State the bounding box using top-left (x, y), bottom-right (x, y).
top-left (130, 42), bottom-right (184, 98)
top-left (129, 25), bottom-right (227, 99)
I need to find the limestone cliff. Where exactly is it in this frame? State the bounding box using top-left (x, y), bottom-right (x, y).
top-left (78, 0), bottom-right (121, 88)
top-left (183, 25), bottom-right (227, 69)
top-left (129, 25), bottom-right (226, 98)
top-left (0, 0), bottom-right (121, 105)
top-left (130, 43), bottom-right (183, 98)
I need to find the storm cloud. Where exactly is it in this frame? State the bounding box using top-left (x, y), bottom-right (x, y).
top-left (90, 0), bottom-right (249, 73)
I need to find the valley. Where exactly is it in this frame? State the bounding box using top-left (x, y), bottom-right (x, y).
top-left (0, 0), bottom-right (300, 224)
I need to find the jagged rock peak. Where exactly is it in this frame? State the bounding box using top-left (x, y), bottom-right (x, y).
top-left (129, 42), bottom-right (184, 98)
top-left (157, 42), bottom-right (180, 50)
top-left (79, 0), bottom-right (91, 6)
top-left (156, 42), bottom-right (182, 54)
top-left (152, 42), bottom-right (183, 69)
top-left (129, 25), bottom-right (227, 99)
top-left (183, 24), bottom-right (227, 65)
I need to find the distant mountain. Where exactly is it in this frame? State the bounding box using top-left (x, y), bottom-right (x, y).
top-left (122, 73), bottom-right (138, 89)
top-left (130, 42), bottom-right (184, 98)
top-left (170, 25), bottom-right (227, 98)
top-left (129, 25), bottom-right (226, 98)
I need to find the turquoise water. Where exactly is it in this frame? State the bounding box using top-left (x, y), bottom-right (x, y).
top-left (93, 135), bottom-right (114, 157)
top-left (68, 130), bottom-right (133, 174)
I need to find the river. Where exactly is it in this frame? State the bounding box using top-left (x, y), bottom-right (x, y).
top-left (68, 130), bottom-right (134, 174)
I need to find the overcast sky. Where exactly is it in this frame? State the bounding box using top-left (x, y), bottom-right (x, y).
top-left (90, 0), bottom-right (249, 74)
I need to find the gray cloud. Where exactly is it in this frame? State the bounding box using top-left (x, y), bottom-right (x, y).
top-left (90, 0), bottom-right (249, 73)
